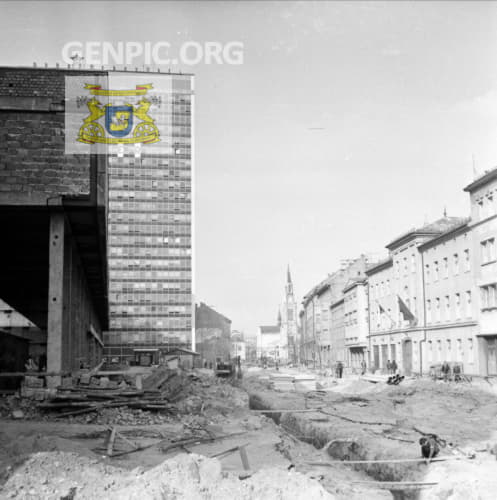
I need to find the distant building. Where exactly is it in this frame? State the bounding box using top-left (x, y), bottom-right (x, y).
top-left (231, 330), bottom-right (246, 361)
top-left (278, 266), bottom-right (299, 363)
top-left (343, 279), bottom-right (369, 371)
top-left (256, 325), bottom-right (284, 362)
top-left (302, 255), bottom-right (370, 368)
top-left (195, 302), bottom-right (231, 366)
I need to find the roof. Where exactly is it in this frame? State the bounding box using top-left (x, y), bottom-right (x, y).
top-left (343, 278), bottom-right (367, 294)
top-left (386, 217), bottom-right (467, 251)
top-left (0, 65), bottom-right (194, 77)
top-left (259, 325), bottom-right (280, 334)
top-left (418, 219), bottom-right (470, 251)
top-left (365, 257), bottom-right (393, 276)
top-left (164, 347), bottom-right (199, 356)
top-left (463, 167), bottom-right (497, 193)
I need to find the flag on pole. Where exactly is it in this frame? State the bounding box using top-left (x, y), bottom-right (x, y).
top-left (398, 295), bottom-right (416, 325)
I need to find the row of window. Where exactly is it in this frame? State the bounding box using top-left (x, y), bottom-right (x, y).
top-left (109, 235), bottom-right (191, 246)
top-left (110, 317), bottom-right (191, 329)
top-left (427, 338), bottom-right (474, 363)
top-left (426, 250), bottom-right (470, 283)
top-left (104, 331), bottom-right (189, 345)
top-left (426, 291), bottom-right (472, 323)
top-left (109, 281), bottom-right (190, 292)
top-left (109, 258), bottom-right (189, 268)
top-left (109, 200), bottom-right (192, 211)
top-left (109, 219), bottom-right (191, 234)
top-left (110, 177), bottom-right (191, 189)
top-left (109, 247), bottom-right (191, 257)
top-left (109, 212), bottom-right (191, 224)
top-left (110, 269), bottom-right (191, 280)
top-left (111, 304), bottom-right (189, 315)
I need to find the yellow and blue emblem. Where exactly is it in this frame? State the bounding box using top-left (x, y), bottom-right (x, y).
top-left (78, 84), bottom-right (160, 145)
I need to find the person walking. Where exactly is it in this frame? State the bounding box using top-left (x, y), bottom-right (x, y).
top-left (360, 359), bottom-right (367, 376)
top-left (337, 361), bottom-right (343, 379)
top-left (386, 360), bottom-right (391, 375)
top-left (441, 361), bottom-right (450, 382)
top-left (391, 359), bottom-right (398, 374)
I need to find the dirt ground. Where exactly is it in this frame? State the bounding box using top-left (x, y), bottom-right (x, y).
top-left (1, 369), bottom-right (496, 499)
top-left (244, 370), bottom-right (497, 499)
top-left (0, 370), bottom-right (390, 500)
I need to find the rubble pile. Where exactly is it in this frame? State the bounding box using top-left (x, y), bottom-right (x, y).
top-left (1, 368), bottom-right (249, 426)
top-left (1, 451), bottom-right (335, 499)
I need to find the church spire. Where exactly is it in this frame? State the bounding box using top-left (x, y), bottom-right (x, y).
top-left (287, 264), bottom-right (292, 284)
top-left (285, 265), bottom-right (293, 297)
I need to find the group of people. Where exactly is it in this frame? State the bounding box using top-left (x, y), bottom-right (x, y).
top-left (385, 359), bottom-right (398, 375)
top-left (440, 361), bottom-right (462, 382)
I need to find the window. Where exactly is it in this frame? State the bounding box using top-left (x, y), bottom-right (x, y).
top-left (403, 257), bottom-right (408, 275)
top-left (443, 257), bottom-right (449, 279)
top-left (435, 298), bottom-right (441, 322)
top-left (427, 341), bottom-right (433, 362)
top-left (434, 261), bottom-right (439, 281)
top-left (481, 284), bottom-right (497, 310)
top-left (425, 264), bottom-right (430, 283)
top-left (395, 260), bottom-right (400, 278)
top-left (464, 249), bottom-right (470, 272)
top-left (446, 339), bottom-right (452, 361)
top-left (465, 291), bottom-right (472, 317)
top-left (426, 299), bottom-right (432, 323)
top-left (456, 339), bottom-right (463, 362)
top-left (455, 293), bottom-right (461, 319)
top-left (481, 238), bottom-right (496, 264)
top-left (453, 253), bottom-right (459, 275)
top-left (444, 295), bottom-right (450, 321)
top-left (411, 253), bottom-right (416, 273)
top-left (468, 338), bottom-right (474, 363)
top-left (436, 340), bottom-right (442, 362)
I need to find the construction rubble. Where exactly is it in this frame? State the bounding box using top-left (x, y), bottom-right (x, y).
top-left (1, 366), bottom-right (497, 499)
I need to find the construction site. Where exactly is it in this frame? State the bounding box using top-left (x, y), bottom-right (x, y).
top-left (1, 365), bottom-right (497, 499)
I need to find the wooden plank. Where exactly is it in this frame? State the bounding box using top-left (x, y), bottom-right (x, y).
top-left (107, 428), bottom-right (117, 456)
top-left (238, 445), bottom-right (250, 471)
top-left (308, 456), bottom-right (463, 466)
top-left (250, 409), bottom-right (320, 413)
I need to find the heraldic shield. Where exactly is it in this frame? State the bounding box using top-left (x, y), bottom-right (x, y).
top-left (78, 84), bottom-right (160, 145)
top-left (105, 105), bottom-right (133, 137)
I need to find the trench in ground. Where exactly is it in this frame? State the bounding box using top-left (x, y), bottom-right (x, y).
top-left (249, 393), bottom-right (427, 500)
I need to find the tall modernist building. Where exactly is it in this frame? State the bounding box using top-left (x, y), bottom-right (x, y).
top-left (97, 71), bottom-right (194, 365)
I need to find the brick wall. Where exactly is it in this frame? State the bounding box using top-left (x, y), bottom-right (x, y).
top-left (0, 67), bottom-right (105, 204)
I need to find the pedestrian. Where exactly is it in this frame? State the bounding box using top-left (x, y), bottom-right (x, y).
top-left (360, 359), bottom-right (367, 376)
top-left (386, 360), bottom-right (391, 374)
top-left (441, 360), bottom-right (450, 382)
top-left (337, 361), bottom-right (343, 379)
top-left (24, 356), bottom-right (38, 372)
top-left (453, 363), bottom-right (461, 382)
top-left (391, 359), bottom-right (398, 374)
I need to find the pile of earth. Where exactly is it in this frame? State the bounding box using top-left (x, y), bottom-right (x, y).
top-left (1, 451), bottom-right (335, 499)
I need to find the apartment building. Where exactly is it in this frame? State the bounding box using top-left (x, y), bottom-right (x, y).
top-left (464, 169), bottom-right (497, 375)
top-left (343, 279), bottom-right (369, 370)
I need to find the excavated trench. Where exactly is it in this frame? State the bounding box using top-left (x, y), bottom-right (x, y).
top-left (249, 393), bottom-right (426, 500)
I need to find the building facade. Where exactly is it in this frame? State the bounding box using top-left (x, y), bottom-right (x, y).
top-left (343, 279), bottom-right (369, 370)
top-left (301, 255), bottom-right (370, 368)
top-left (256, 325), bottom-right (285, 362)
top-left (102, 72), bottom-right (194, 364)
top-left (0, 66), bottom-right (109, 379)
top-left (464, 170), bottom-right (497, 375)
top-left (195, 302), bottom-right (231, 366)
top-left (231, 331), bottom-right (246, 361)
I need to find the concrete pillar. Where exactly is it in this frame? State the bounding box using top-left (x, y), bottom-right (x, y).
top-left (46, 212), bottom-right (65, 387)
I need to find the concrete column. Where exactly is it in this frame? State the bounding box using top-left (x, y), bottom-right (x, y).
top-left (46, 212), bottom-right (65, 387)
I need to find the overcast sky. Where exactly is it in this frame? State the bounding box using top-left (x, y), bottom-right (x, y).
top-left (2, 1), bottom-right (497, 336)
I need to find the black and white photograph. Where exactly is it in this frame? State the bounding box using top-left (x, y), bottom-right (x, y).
top-left (0, 1), bottom-right (497, 498)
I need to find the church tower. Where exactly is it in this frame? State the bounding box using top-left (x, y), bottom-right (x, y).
top-left (279, 265), bottom-right (298, 363)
